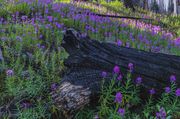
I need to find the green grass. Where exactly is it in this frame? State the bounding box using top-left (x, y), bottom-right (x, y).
top-left (0, 0), bottom-right (180, 119)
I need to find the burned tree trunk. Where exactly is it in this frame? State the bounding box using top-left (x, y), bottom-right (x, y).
top-left (51, 28), bottom-right (180, 117)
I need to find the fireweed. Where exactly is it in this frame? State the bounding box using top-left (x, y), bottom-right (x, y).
top-left (94, 65), bottom-right (179, 119)
top-left (0, 0), bottom-right (180, 119)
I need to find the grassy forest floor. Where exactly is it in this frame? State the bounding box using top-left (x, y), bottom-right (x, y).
top-left (0, 0), bottom-right (180, 119)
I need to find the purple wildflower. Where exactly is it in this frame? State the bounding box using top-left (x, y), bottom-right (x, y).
top-left (117, 108), bottom-right (125, 116)
top-left (101, 71), bottom-right (107, 78)
top-left (94, 114), bottom-right (99, 119)
top-left (113, 65), bottom-right (120, 74)
top-left (156, 112), bottom-right (161, 118)
top-left (156, 107), bottom-right (166, 119)
top-left (1, 37), bottom-right (7, 41)
top-left (16, 36), bottom-right (22, 42)
top-left (136, 77), bottom-right (142, 85)
top-left (36, 43), bottom-right (41, 48)
top-left (114, 92), bottom-right (123, 104)
top-left (128, 63), bottom-right (134, 72)
top-left (51, 83), bottom-right (58, 91)
top-left (160, 108), bottom-right (166, 117)
top-left (126, 42), bottom-right (130, 48)
top-left (41, 45), bottom-right (45, 49)
top-left (173, 37), bottom-right (180, 46)
top-left (47, 16), bottom-right (53, 22)
top-left (21, 16), bottom-right (27, 21)
top-left (6, 69), bottom-right (14, 77)
top-left (45, 9), bottom-right (49, 14)
top-left (170, 75), bottom-right (176, 83)
top-left (175, 88), bottom-right (180, 97)
top-left (149, 88), bottom-right (155, 95)
top-left (116, 40), bottom-right (122, 46)
top-left (164, 87), bottom-right (171, 94)
top-left (39, 34), bottom-right (43, 39)
top-left (55, 23), bottom-right (62, 29)
top-left (117, 74), bottom-right (123, 81)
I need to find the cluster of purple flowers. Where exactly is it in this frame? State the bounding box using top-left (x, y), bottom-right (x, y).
top-left (128, 62), bottom-right (134, 72)
top-left (113, 65), bottom-right (120, 74)
top-left (18, 0), bottom-right (53, 5)
top-left (114, 92), bottom-right (125, 116)
top-left (114, 92), bottom-right (123, 104)
top-left (156, 107), bottom-right (166, 119)
top-left (113, 65), bottom-right (124, 81)
top-left (101, 71), bottom-right (107, 78)
top-left (164, 87), bottom-right (171, 94)
top-left (117, 108), bottom-right (125, 116)
top-left (36, 43), bottom-right (46, 49)
top-left (149, 88), bottom-right (156, 95)
top-left (6, 69), bottom-right (14, 77)
top-left (136, 77), bottom-right (142, 85)
top-left (51, 83), bottom-right (58, 91)
top-left (170, 75), bottom-right (176, 83)
top-left (173, 37), bottom-right (180, 47)
top-left (176, 88), bottom-right (180, 97)
top-left (116, 40), bottom-right (123, 46)
top-left (1, 0), bottom-right (179, 56)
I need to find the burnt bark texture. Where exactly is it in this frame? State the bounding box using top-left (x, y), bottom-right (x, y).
top-left (51, 28), bottom-right (180, 117)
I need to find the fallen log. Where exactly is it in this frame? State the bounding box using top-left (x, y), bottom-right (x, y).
top-left (51, 28), bottom-right (180, 117)
top-left (76, 11), bottom-right (154, 21)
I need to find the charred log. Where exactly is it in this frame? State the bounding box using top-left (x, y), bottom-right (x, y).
top-left (51, 28), bottom-right (180, 117)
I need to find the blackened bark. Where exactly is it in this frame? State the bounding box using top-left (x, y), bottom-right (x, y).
top-left (51, 28), bottom-right (180, 117)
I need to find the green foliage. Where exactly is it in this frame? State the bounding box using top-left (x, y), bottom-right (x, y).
top-left (17, 102), bottom-right (50, 119)
top-left (74, 108), bottom-right (96, 119)
top-left (76, 72), bottom-right (180, 119)
top-left (0, 0), bottom-right (179, 118)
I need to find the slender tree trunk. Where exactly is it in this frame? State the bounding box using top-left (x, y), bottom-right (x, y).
top-left (143, 0), bottom-right (148, 10)
top-left (173, 0), bottom-right (178, 15)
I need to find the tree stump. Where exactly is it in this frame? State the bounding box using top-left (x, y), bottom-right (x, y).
top-left (51, 28), bottom-right (180, 117)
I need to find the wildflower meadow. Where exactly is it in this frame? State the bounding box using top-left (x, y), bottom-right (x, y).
top-left (0, 0), bottom-right (180, 119)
